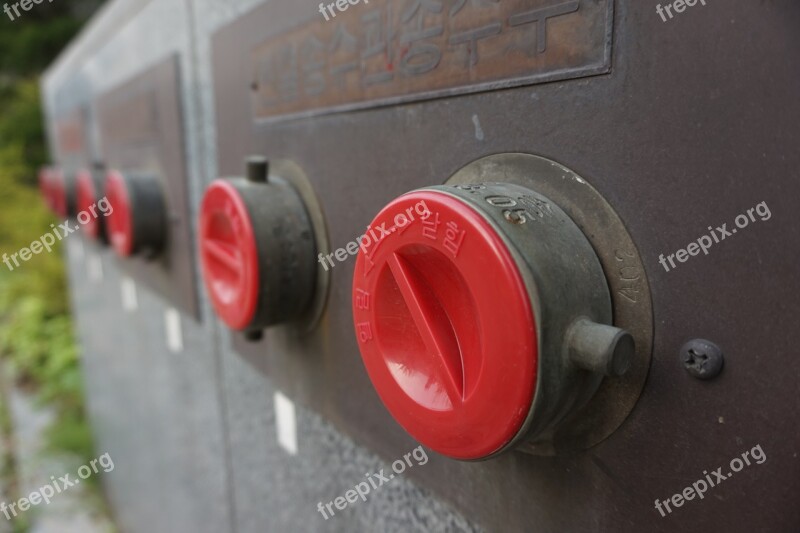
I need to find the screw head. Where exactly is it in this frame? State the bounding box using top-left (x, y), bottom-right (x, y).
top-left (680, 339), bottom-right (724, 380)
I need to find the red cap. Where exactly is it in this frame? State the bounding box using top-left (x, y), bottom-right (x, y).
top-left (38, 167), bottom-right (55, 211)
top-left (50, 168), bottom-right (69, 218)
top-left (76, 170), bottom-right (100, 240)
top-left (105, 170), bottom-right (134, 256)
top-left (198, 180), bottom-right (260, 330)
top-left (352, 190), bottom-right (538, 460)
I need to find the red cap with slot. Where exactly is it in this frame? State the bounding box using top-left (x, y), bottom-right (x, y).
top-left (76, 170), bottom-right (100, 239)
top-left (105, 170), bottom-right (134, 256)
top-left (198, 180), bottom-right (260, 330)
top-left (50, 168), bottom-right (69, 218)
top-left (351, 190), bottom-right (538, 460)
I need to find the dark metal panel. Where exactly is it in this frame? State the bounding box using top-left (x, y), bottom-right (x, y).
top-left (211, 0), bottom-right (800, 531)
top-left (96, 55), bottom-right (201, 319)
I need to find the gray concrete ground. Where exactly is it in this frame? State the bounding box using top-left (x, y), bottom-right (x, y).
top-left (5, 383), bottom-right (114, 533)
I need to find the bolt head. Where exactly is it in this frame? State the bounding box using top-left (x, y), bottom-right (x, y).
top-left (680, 339), bottom-right (724, 380)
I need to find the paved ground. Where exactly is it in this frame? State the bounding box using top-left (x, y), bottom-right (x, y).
top-left (6, 384), bottom-right (115, 533)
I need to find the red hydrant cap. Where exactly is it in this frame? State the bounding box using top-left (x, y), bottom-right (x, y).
top-left (198, 180), bottom-right (260, 331)
top-left (76, 170), bottom-right (100, 240)
top-left (352, 190), bottom-right (538, 460)
top-left (51, 169), bottom-right (69, 218)
top-left (105, 170), bottom-right (134, 257)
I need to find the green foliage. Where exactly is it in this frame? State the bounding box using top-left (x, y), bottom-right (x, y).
top-left (0, 81), bottom-right (47, 183)
top-left (0, 83), bottom-right (70, 317)
top-left (0, 79), bottom-right (88, 462)
top-left (45, 409), bottom-right (95, 463)
top-left (0, 296), bottom-right (79, 398)
top-left (0, 4), bottom-right (84, 77)
top-left (0, 5), bottom-right (106, 530)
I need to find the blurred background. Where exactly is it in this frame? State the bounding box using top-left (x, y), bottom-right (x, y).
top-left (0, 2), bottom-right (113, 531)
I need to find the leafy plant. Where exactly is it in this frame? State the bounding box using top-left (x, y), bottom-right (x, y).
top-left (0, 83), bottom-right (89, 461)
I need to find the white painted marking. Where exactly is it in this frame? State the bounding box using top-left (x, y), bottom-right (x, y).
top-left (120, 278), bottom-right (138, 311)
top-left (165, 308), bottom-right (183, 353)
top-left (274, 392), bottom-right (298, 455)
top-left (88, 255), bottom-right (103, 282)
top-left (472, 114), bottom-right (485, 141)
top-left (73, 237), bottom-right (85, 260)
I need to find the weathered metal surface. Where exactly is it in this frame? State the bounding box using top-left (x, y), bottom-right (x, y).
top-left (250, 0), bottom-right (612, 120)
top-left (212, 0), bottom-right (800, 531)
top-left (447, 153), bottom-right (654, 456)
top-left (96, 55), bottom-right (201, 319)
